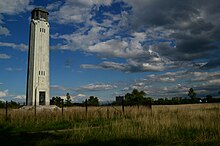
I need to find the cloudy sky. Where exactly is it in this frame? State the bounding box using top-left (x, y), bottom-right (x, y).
top-left (0, 0), bottom-right (220, 103)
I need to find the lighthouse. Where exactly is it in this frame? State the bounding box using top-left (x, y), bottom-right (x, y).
top-left (26, 8), bottom-right (50, 106)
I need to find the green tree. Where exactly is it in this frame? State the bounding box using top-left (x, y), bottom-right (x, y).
top-left (206, 95), bottom-right (213, 103)
top-left (65, 93), bottom-right (72, 106)
top-left (87, 96), bottom-right (99, 106)
top-left (9, 100), bottom-right (20, 108)
top-left (172, 97), bottom-right (182, 104)
top-left (0, 100), bottom-right (4, 108)
top-left (50, 96), bottom-right (62, 107)
top-left (125, 89), bottom-right (146, 105)
top-left (143, 97), bottom-right (154, 105)
top-left (157, 98), bottom-right (165, 105)
top-left (188, 88), bottom-right (197, 103)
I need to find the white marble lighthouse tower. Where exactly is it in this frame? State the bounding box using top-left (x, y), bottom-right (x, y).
top-left (26, 8), bottom-right (50, 106)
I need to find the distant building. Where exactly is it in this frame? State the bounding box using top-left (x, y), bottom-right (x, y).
top-left (116, 96), bottom-right (124, 104)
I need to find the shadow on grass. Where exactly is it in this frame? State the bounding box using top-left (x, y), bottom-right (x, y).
top-left (0, 125), bottom-right (63, 146)
top-left (67, 138), bottom-right (158, 146)
top-left (0, 127), bottom-right (157, 146)
top-left (1, 125), bottom-right (218, 146)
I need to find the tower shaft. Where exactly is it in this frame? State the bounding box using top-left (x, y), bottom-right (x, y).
top-left (26, 8), bottom-right (50, 106)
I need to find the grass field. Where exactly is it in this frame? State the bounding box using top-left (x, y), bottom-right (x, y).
top-left (0, 104), bottom-right (220, 145)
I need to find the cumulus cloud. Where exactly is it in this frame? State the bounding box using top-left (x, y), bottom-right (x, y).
top-left (0, 0), bottom-right (31, 39)
top-left (81, 61), bottom-right (126, 71)
top-left (5, 67), bottom-right (22, 71)
top-left (0, 26), bottom-right (10, 36)
top-left (0, 0), bottom-right (31, 15)
top-left (49, 1), bottom-right (177, 73)
top-left (50, 85), bottom-right (69, 91)
top-left (50, 83), bottom-right (118, 99)
top-left (0, 90), bottom-right (8, 98)
top-left (12, 95), bottom-right (26, 101)
top-left (46, 1), bottom-right (63, 11)
top-left (0, 42), bottom-right (28, 51)
top-left (81, 58), bottom-right (175, 72)
top-left (50, 0), bottom-right (220, 74)
top-left (71, 93), bottom-right (87, 102)
top-left (50, 0), bottom-right (113, 24)
top-left (0, 53), bottom-right (11, 59)
top-left (79, 83), bottom-right (117, 91)
top-left (123, 69), bottom-right (220, 98)
top-left (125, 0), bottom-right (220, 65)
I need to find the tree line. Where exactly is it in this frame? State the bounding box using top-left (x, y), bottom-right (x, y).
top-left (0, 100), bottom-right (21, 108)
top-left (50, 88), bottom-right (220, 107)
top-left (50, 93), bottom-right (99, 107)
top-left (113, 88), bottom-right (220, 105)
top-left (0, 88), bottom-right (220, 108)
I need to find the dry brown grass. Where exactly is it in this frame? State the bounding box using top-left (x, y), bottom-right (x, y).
top-left (0, 104), bottom-right (219, 145)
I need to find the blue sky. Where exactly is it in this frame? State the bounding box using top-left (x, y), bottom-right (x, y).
top-left (0, 0), bottom-right (220, 103)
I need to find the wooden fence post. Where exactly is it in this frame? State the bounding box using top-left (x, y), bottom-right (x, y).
top-left (34, 88), bottom-right (37, 117)
top-left (5, 101), bottom-right (8, 121)
top-left (62, 99), bottom-right (64, 116)
top-left (122, 99), bottom-right (125, 114)
top-left (85, 99), bottom-right (88, 117)
top-left (107, 106), bottom-right (109, 119)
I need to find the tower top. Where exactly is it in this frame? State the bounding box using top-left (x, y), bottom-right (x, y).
top-left (31, 8), bottom-right (49, 22)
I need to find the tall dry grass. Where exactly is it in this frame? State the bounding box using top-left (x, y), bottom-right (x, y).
top-left (0, 104), bottom-right (219, 145)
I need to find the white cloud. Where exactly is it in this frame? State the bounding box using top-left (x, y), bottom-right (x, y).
top-left (50, 1), bottom-right (130, 53)
top-left (76, 93), bottom-right (86, 97)
top-left (0, 42), bottom-right (28, 51)
top-left (0, 0), bottom-right (31, 15)
top-left (50, 0), bottom-right (218, 74)
top-left (50, 85), bottom-right (69, 91)
top-left (5, 67), bottom-right (22, 71)
top-left (0, 90), bottom-right (8, 98)
top-left (0, 26), bottom-right (10, 36)
top-left (72, 93), bottom-right (87, 102)
top-left (0, 53), bottom-right (11, 59)
top-left (79, 83), bottom-right (117, 91)
top-left (208, 79), bottom-right (220, 84)
top-left (49, 1), bottom-right (176, 73)
top-left (87, 39), bottom-right (145, 58)
top-left (81, 61), bottom-right (126, 71)
top-left (12, 95), bottom-right (26, 100)
top-left (81, 59), bottom-right (175, 73)
top-left (46, 1), bottom-right (63, 11)
top-left (124, 69), bottom-right (220, 98)
top-left (0, 14), bottom-right (3, 24)
top-left (142, 63), bottom-right (165, 72)
top-left (0, 0), bottom-right (31, 38)
top-left (50, 0), bottom-right (112, 24)
top-left (159, 77), bottom-right (175, 82)
top-left (51, 25), bottom-right (106, 51)
top-left (0, 98), bottom-right (5, 102)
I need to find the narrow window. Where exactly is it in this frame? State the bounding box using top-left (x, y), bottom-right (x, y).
top-left (39, 71), bottom-right (40, 75)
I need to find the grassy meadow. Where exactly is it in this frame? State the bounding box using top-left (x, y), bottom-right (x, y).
top-left (0, 104), bottom-right (220, 145)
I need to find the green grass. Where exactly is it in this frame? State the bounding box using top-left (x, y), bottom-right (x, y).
top-left (0, 104), bottom-right (220, 145)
